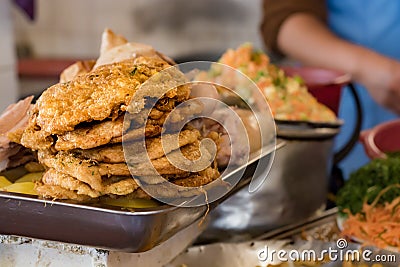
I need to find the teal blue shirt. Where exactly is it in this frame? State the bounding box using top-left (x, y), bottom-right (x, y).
top-left (328, 0), bottom-right (399, 178)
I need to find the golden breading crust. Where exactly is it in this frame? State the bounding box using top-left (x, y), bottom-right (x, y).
top-left (126, 140), bottom-right (210, 176)
top-left (55, 115), bottom-right (127, 151)
top-left (127, 98), bottom-right (203, 127)
top-left (101, 176), bottom-right (139, 195)
top-left (42, 168), bottom-right (100, 198)
top-left (55, 116), bottom-right (167, 151)
top-left (35, 183), bottom-right (93, 202)
top-left (42, 168), bottom-right (139, 197)
top-left (23, 114), bottom-right (163, 151)
top-left (37, 166), bottom-right (220, 201)
top-left (71, 129), bottom-right (200, 163)
top-left (33, 57), bottom-right (172, 135)
top-left (138, 166), bottom-right (219, 186)
top-left (21, 57), bottom-right (193, 152)
top-left (35, 183), bottom-right (151, 202)
top-left (20, 113), bottom-right (54, 150)
top-left (140, 167), bottom-right (221, 198)
top-left (38, 150), bottom-right (130, 191)
top-left (172, 167), bottom-right (220, 187)
top-left (105, 188), bottom-right (152, 200)
top-left (108, 124), bottom-right (162, 145)
top-left (38, 139), bottom-right (214, 191)
top-left (21, 97), bottom-right (196, 151)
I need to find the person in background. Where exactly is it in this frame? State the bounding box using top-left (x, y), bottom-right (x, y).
top-left (261, 0), bottom-right (400, 179)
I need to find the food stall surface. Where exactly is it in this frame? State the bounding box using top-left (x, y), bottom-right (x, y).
top-left (168, 208), bottom-right (400, 267)
top-left (0, 217), bottom-right (205, 267)
top-left (2, 208), bottom-right (399, 266)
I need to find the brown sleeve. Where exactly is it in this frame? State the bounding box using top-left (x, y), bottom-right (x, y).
top-left (261, 0), bottom-right (327, 55)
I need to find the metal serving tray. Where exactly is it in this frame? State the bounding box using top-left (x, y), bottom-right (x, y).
top-left (0, 142), bottom-right (282, 253)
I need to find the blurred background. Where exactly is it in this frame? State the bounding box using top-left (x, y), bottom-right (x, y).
top-left (1, 0), bottom-right (264, 111)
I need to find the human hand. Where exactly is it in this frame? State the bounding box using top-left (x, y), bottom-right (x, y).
top-left (353, 53), bottom-right (400, 115)
top-left (273, 13), bottom-right (400, 115)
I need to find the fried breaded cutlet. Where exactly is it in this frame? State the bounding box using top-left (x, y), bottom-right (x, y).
top-left (35, 57), bottom-right (172, 134)
top-left (42, 169), bottom-right (101, 198)
top-left (126, 140), bottom-right (212, 176)
top-left (37, 166), bottom-right (221, 201)
top-left (42, 168), bottom-right (139, 197)
top-left (20, 56), bottom-right (191, 151)
top-left (35, 182), bottom-right (153, 202)
top-left (17, 31), bottom-right (222, 203)
top-left (70, 129), bottom-right (200, 164)
top-left (127, 99), bottom-right (203, 127)
top-left (37, 138), bottom-right (212, 192)
top-left (54, 102), bottom-right (203, 151)
top-left (142, 167), bottom-right (222, 198)
top-left (35, 184), bottom-right (94, 202)
top-left (21, 98), bottom-right (201, 152)
top-left (54, 116), bottom-right (161, 151)
top-left (38, 150), bottom-right (130, 191)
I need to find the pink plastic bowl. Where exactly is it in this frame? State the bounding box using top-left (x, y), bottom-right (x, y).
top-left (360, 119), bottom-right (400, 159)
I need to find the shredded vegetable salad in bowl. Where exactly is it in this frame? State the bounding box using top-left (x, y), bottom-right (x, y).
top-left (336, 155), bottom-right (400, 251)
top-left (200, 43), bottom-right (337, 123)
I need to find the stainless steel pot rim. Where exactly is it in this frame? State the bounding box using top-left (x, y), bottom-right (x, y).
top-left (275, 119), bottom-right (342, 139)
top-left (275, 119), bottom-right (344, 129)
top-left (277, 127), bottom-right (341, 140)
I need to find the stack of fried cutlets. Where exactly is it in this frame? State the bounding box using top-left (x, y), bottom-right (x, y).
top-left (19, 56), bottom-right (220, 202)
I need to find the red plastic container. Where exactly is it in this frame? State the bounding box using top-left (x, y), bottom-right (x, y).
top-left (360, 119), bottom-right (400, 159)
top-left (281, 66), bottom-right (351, 115)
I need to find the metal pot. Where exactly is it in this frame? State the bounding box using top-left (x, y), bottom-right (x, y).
top-left (200, 126), bottom-right (339, 242)
top-left (199, 79), bottom-right (362, 242)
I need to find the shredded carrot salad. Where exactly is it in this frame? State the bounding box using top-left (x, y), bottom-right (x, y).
top-left (342, 184), bottom-right (400, 249)
top-left (216, 44), bottom-right (337, 123)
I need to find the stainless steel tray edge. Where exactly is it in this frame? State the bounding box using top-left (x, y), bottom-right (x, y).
top-left (0, 141), bottom-right (283, 252)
